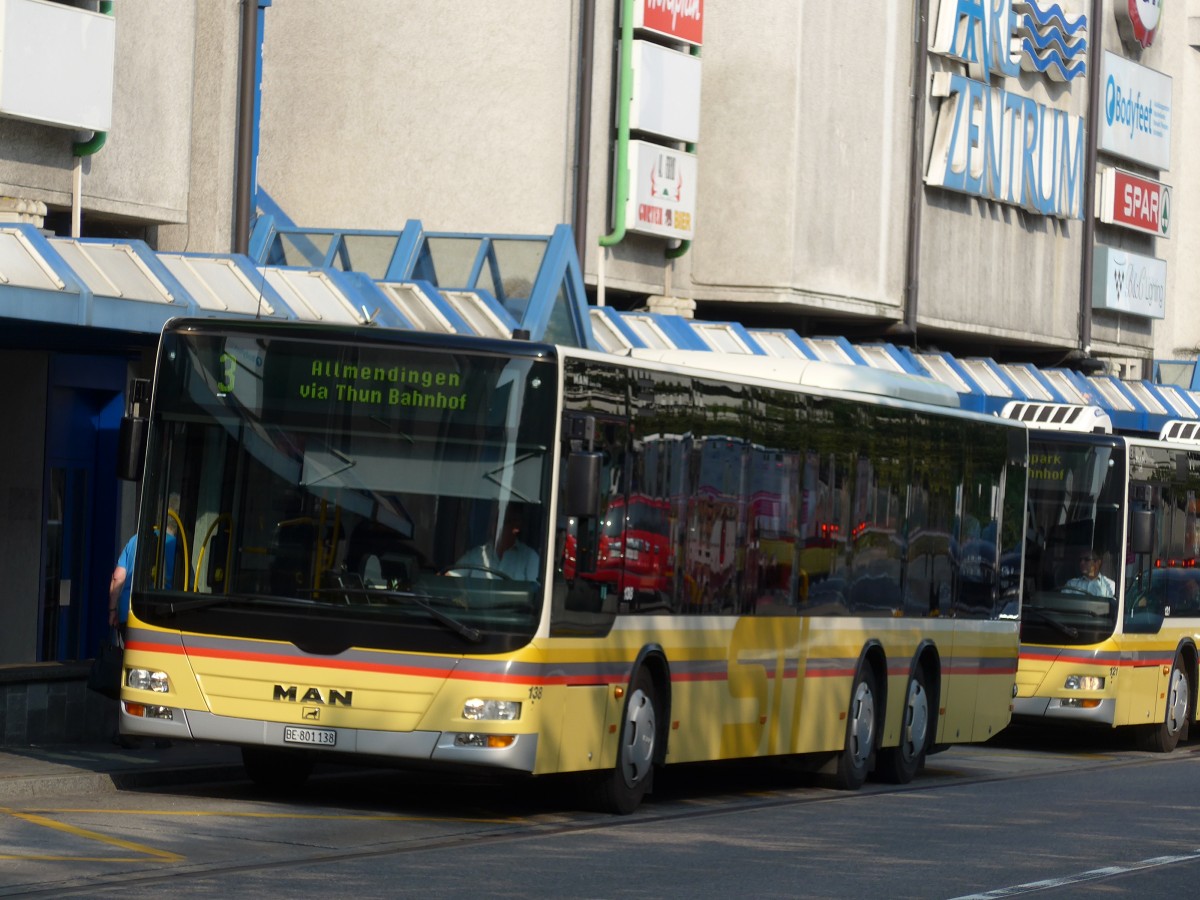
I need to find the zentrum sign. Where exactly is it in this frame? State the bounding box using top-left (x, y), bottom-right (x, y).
top-left (925, 0), bottom-right (1088, 219)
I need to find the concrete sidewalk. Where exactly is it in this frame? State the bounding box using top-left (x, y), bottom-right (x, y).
top-left (0, 741), bottom-right (246, 802)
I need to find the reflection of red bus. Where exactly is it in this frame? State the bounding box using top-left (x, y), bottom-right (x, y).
top-left (597, 495), bottom-right (673, 602)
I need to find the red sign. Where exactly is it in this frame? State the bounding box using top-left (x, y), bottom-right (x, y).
top-left (1116, 0), bottom-right (1162, 49)
top-left (1099, 167), bottom-right (1172, 238)
top-left (635, 0), bottom-right (703, 47)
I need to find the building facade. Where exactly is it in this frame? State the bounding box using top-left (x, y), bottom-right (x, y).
top-left (0, 0), bottom-right (1195, 739)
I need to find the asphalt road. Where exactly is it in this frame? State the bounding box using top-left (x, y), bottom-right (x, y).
top-left (2, 725), bottom-right (1198, 898)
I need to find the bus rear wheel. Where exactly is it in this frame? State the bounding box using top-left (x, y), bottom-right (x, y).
top-left (876, 665), bottom-right (930, 784)
top-left (594, 669), bottom-right (658, 814)
top-left (833, 665), bottom-right (878, 790)
top-left (242, 746), bottom-right (315, 792)
top-left (1137, 653), bottom-right (1190, 753)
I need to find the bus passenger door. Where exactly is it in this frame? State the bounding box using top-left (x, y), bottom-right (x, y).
top-left (552, 361), bottom-right (629, 636)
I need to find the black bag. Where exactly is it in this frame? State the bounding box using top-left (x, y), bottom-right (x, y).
top-left (87, 630), bottom-right (124, 700)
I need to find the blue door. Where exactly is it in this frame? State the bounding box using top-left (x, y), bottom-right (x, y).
top-left (41, 355), bottom-right (126, 661)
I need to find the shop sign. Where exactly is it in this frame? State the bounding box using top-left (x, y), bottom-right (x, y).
top-left (1099, 51), bottom-right (1172, 171)
top-left (633, 0), bottom-right (703, 47)
top-left (1092, 245), bottom-right (1166, 319)
top-left (1115, 0), bottom-right (1162, 49)
top-left (625, 140), bottom-right (696, 241)
top-left (629, 40), bottom-right (701, 144)
top-left (1098, 167), bottom-right (1171, 238)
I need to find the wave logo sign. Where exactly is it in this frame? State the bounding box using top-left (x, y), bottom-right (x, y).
top-left (1014, 1), bottom-right (1088, 82)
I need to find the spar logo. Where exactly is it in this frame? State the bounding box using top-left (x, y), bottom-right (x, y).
top-left (1116, 0), bottom-right (1162, 49)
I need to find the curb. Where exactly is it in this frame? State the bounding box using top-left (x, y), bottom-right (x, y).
top-left (0, 763), bottom-right (247, 803)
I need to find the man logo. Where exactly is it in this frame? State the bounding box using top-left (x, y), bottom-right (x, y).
top-left (303, 707), bottom-right (320, 720)
top-left (273, 685), bottom-right (354, 706)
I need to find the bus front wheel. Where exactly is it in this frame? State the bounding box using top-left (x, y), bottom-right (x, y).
top-left (594, 668), bottom-right (658, 814)
top-left (1137, 653), bottom-right (1190, 753)
top-left (875, 665), bottom-right (930, 784)
top-left (833, 665), bottom-right (878, 790)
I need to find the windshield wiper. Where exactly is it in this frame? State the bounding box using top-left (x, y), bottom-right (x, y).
top-left (1022, 606), bottom-right (1080, 639)
top-left (313, 587), bottom-right (483, 643)
top-left (146, 588), bottom-right (483, 643)
top-left (144, 593), bottom-right (303, 615)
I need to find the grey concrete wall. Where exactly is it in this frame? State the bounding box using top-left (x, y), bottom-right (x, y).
top-left (0, 0), bottom-right (200, 226)
top-left (156, 0), bottom-right (241, 253)
top-left (1, 0), bottom-right (1195, 366)
top-left (1153, 4), bottom-right (1200, 364)
top-left (256, 1), bottom-right (579, 235)
top-left (684, 2), bottom-right (912, 316)
top-left (0, 353), bottom-right (47, 666)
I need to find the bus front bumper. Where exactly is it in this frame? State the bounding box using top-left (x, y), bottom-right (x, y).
top-left (120, 703), bottom-right (538, 773)
top-left (1012, 695), bottom-right (1116, 725)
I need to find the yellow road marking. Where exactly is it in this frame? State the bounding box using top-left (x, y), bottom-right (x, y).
top-left (0, 855), bottom-right (150, 862)
top-left (1, 807), bottom-right (184, 862)
top-left (22, 808), bottom-right (518, 824)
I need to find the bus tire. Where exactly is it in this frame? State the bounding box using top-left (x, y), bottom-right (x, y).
top-left (1137, 652), bottom-right (1190, 753)
top-left (594, 668), bottom-right (658, 814)
top-left (833, 664), bottom-right (878, 790)
top-left (242, 746), bottom-right (315, 792)
top-left (876, 665), bottom-right (930, 784)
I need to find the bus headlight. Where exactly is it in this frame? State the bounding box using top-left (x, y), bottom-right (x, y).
top-left (462, 698), bottom-right (521, 721)
top-left (127, 669), bottom-right (170, 693)
top-left (1064, 674), bottom-right (1105, 691)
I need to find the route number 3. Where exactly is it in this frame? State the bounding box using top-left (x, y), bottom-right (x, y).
top-left (217, 352), bottom-right (236, 394)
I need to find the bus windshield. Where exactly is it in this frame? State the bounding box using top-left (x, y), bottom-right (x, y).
top-left (1021, 436), bottom-right (1125, 646)
top-left (132, 327), bottom-right (556, 654)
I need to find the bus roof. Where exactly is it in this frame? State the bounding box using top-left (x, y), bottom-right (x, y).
top-left (624, 348), bottom-right (962, 409)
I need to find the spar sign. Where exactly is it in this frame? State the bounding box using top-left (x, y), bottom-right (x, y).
top-left (1098, 167), bottom-right (1172, 238)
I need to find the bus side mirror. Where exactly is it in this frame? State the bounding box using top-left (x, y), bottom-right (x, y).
top-left (117, 416), bottom-right (148, 481)
top-left (117, 377), bottom-right (151, 481)
top-left (1130, 509), bottom-right (1154, 555)
top-left (564, 451), bottom-right (601, 517)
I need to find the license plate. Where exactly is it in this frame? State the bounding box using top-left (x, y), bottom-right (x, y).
top-left (283, 726), bottom-right (336, 746)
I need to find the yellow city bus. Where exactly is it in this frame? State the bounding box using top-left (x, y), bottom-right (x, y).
top-left (1014, 420), bottom-right (1200, 750)
top-left (118, 318), bottom-right (1027, 812)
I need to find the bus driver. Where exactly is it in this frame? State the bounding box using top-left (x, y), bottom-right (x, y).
top-left (1063, 550), bottom-right (1115, 598)
top-left (451, 503), bottom-right (540, 580)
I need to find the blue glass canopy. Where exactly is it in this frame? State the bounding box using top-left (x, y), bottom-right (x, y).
top-left (1, 218), bottom-right (1196, 437)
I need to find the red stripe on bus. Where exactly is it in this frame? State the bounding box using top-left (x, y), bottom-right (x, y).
top-left (1019, 651), bottom-right (1171, 668)
top-left (127, 639), bottom-right (648, 687)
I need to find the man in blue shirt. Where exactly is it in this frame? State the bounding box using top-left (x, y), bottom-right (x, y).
top-left (108, 527), bottom-right (177, 629)
top-left (107, 524), bottom-right (176, 749)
